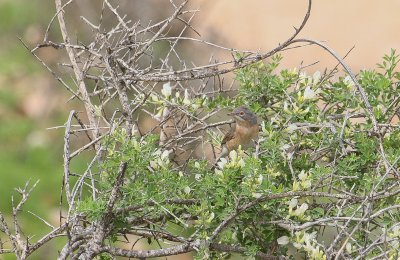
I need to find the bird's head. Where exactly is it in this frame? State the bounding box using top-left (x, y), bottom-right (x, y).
top-left (227, 106), bottom-right (257, 125)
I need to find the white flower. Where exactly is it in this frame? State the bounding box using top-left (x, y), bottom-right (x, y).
top-left (161, 82), bottom-right (172, 98)
top-left (298, 170), bottom-right (307, 181)
top-left (293, 231), bottom-right (304, 248)
top-left (344, 75), bottom-right (355, 89)
top-left (300, 106), bottom-right (310, 115)
top-left (191, 102), bottom-right (200, 110)
top-left (149, 160), bottom-right (158, 169)
top-left (252, 192), bottom-right (262, 198)
top-left (303, 231), bottom-right (317, 243)
top-left (294, 203), bottom-right (309, 216)
top-left (183, 89), bottom-right (191, 105)
top-left (376, 104), bottom-right (384, 112)
top-left (313, 71), bottom-right (321, 83)
top-left (184, 186), bottom-right (191, 194)
top-left (299, 170), bottom-right (312, 189)
top-left (299, 72), bottom-right (308, 84)
top-left (303, 242), bottom-right (315, 252)
top-left (153, 107), bottom-right (164, 121)
top-left (283, 101), bottom-right (290, 113)
top-left (345, 242), bottom-right (352, 254)
top-left (256, 174), bottom-right (263, 185)
top-left (311, 247), bottom-right (326, 260)
top-left (229, 150), bottom-right (238, 161)
top-left (217, 158), bottom-right (228, 170)
top-left (94, 105), bottom-right (102, 117)
top-left (292, 180), bottom-right (301, 191)
top-left (223, 147), bottom-right (246, 168)
top-left (238, 158), bottom-right (245, 167)
top-left (292, 231), bottom-right (326, 259)
top-left (150, 149), bottom-right (170, 168)
top-left (215, 169), bottom-right (223, 175)
top-left (194, 161), bottom-right (201, 169)
top-left (232, 231), bottom-right (237, 240)
top-left (303, 85), bottom-right (317, 100)
top-left (293, 242), bottom-right (302, 249)
top-left (207, 212), bottom-right (215, 223)
top-left (131, 125), bottom-right (139, 137)
top-left (288, 198), bottom-right (298, 209)
top-left (132, 139), bottom-right (140, 150)
top-left (286, 124), bottom-right (298, 133)
top-left (150, 93), bottom-right (160, 102)
top-left (277, 236), bottom-right (290, 245)
top-left (161, 150), bottom-right (170, 161)
top-left (302, 180), bottom-right (312, 189)
top-left (392, 225), bottom-right (400, 236)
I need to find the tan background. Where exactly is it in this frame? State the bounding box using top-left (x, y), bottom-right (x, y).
top-left (190, 0), bottom-right (400, 72)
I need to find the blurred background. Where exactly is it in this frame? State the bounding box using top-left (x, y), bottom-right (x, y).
top-left (0, 0), bottom-right (398, 259)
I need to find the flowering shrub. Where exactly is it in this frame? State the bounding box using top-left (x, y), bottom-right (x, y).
top-left (74, 51), bottom-right (400, 259)
top-left (1, 0), bottom-right (399, 259)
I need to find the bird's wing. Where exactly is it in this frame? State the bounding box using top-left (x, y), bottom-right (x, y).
top-left (221, 126), bottom-right (235, 146)
top-left (212, 126), bottom-right (235, 170)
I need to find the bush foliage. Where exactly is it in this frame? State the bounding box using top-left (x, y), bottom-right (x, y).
top-left (1, 1), bottom-right (399, 259)
top-left (78, 51), bottom-right (400, 259)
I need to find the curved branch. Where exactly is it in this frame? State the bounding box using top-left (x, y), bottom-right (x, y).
top-left (125, 0), bottom-right (312, 82)
top-left (102, 240), bottom-right (202, 258)
top-left (209, 190), bottom-right (356, 241)
top-left (101, 240), bottom-right (283, 259)
top-left (290, 38), bottom-right (391, 173)
top-left (131, 0), bottom-right (189, 60)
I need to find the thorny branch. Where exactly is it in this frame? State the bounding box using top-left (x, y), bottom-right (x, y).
top-left (1, 0), bottom-right (399, 259)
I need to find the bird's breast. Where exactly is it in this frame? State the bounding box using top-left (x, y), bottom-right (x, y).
top-left (235, 124), bottom-right (259, 144)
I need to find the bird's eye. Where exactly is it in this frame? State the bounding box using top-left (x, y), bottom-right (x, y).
top-left (239, 111), bottom-right (245, 116)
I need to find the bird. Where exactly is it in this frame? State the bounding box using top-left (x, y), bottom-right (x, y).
top-left (213, 106), bottom-right (259, 168)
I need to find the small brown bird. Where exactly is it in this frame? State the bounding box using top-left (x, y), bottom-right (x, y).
top-left (214, 106), bottom-right (259, 166)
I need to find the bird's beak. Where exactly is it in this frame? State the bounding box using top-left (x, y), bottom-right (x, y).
top-left (227, 111), bottom-right (235, 116)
